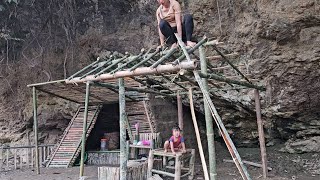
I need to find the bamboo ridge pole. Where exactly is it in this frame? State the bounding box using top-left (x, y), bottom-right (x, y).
top-left (65, 61), bottom-right (196, 84)
top-left (188, 88), bottom-right (210, 180)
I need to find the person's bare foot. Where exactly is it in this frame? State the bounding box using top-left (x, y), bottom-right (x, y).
top-left (186, 41), bottom-right (196, 47)
top-left (164, 149), bottom-right (167, 153)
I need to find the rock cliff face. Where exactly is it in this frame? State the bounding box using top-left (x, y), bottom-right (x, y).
top-left (0, 0), bottom-right (319, 153)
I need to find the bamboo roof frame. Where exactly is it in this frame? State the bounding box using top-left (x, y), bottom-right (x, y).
top-left (27, 36), bottom-right (268, 179)
top-left (27, 36), bottom-right (265, 106)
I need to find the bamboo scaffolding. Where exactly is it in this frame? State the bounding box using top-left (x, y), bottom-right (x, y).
top-left (177, 92), bottom-right (183, 131)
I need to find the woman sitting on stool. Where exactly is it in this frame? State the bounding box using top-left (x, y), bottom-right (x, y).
top-left (156, 0), bottom-right (197, 49)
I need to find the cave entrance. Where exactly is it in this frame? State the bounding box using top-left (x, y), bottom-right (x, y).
top-left (86, 103), bottom-right (120, 151)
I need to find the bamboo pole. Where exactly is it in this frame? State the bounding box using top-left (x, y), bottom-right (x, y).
top-left (151, 47), bottom-right (177, 68)
top-left (32, 87), bottom-right (40, 174)
top-left (67, 57), bottom-right (101, 80)
top-left (95, 55), bottom-right (129, 77)
top-left (79, 81), bottom-right (90, 178)
top-left (212, 46), bottom-right (251, 83)
top-left (147, 150), bottom-right (154, 179)
top-left (254, 90), bottom-right (268, 179)
top-left (119, 75), bottom-right (127, 180)
top-left (66, 61), bottom-right (196, 84)
top-left (193, 71), bottom-right (252, 180)
top-left (199, 46), bottom-right (217, 180)
top-left (177, 92), bottom-right (184, 131)
top-left (130, 49), bottom-right (160, 71)
top-left (188, 88), bottom-right (209, 180)
top-left (174, 154), bottom-right (181, 180)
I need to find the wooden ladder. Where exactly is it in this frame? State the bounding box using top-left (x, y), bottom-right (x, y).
top-left (47, 105), bottom-right (102, 168)
top-left (126, 101), bottom-right (154, 134)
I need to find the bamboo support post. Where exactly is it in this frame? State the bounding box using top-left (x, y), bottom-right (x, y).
top-left (188, 88), bottom-right (209, 180)
top-left (188, 149), bottom-right (195, 180)
top-left (31, 148), bottom-right (34, 167)
top-left (175, 154), bottom-right (181, 180)
top-left (0, 148), bottom-right (2, 170)
top-left (193, 71), bottom-right (252, 180)
top-left (20, 154), bottom-right (22, 169)
top-left (79, 81), bottom-right (90, 178)
top-left (200, 46), bottom-right (217, 180)
top-left (14, 149), bottom-right (17, 170)
top-left (254, 90), bottom-right (268, 179)
top-left (32, 87), bottom-right (40, 174)
top-left (147, 150), bottom-right (154, 178)
top-left (119, 75), bottom-right (127, 180)
top-left (177, 92), bottom-right (183, 131)
top-left (6, 149), bottom-right (9, 167)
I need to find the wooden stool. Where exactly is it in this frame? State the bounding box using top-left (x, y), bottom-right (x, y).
top-left (147, 149), bottom-right (195, 180)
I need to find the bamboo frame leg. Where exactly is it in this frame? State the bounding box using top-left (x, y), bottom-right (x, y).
top-left (14, 149), bottom-right (17, 170)
top-left (79, 81), bottom-right (90, 178)
top-left (32, 87), bottom-right (40, 174)
top-left (175, 154), bottom-right (181, 180)
top-left (6, 149), bottom-right (9, 168)
top-left (254, 90), bottom-right (268, 179)
top-left (188, 149), bottom-right (196, 180)
top-left (0, 148), bottom-right (3, 170)
top-left (147, 150), bottom-right (154, 179)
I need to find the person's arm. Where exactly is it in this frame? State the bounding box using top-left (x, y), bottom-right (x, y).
top-left (156, 8), bottom-right (165, 46)
top-left (173, 1), bottom-right (182, 40)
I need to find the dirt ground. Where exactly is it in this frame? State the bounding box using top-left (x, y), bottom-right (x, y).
top-left (1, 143), bottom-right (319, 180)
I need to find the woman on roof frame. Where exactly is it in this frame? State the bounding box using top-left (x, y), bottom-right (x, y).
top-left (156, 0), bottom-right (197, 49)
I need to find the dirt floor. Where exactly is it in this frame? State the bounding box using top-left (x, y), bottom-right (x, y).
top-left (1, 145), bottom-right (319, 180)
